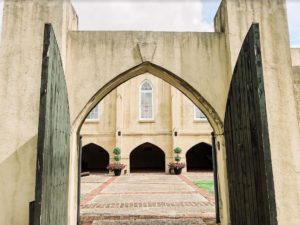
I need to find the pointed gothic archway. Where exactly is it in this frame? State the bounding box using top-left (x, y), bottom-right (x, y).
top-left (186, 142), bottom-right (213, 172)
top-left (81, 143), bottom-right (109, 173)
top-left (30, 21), bottom-right (278, 225)
top-left (70, 24), bottom-right (277, 225)
top-left (72, 62), bottom-right (224, 224)
top-left (129, 142), bottom-right (165, 173)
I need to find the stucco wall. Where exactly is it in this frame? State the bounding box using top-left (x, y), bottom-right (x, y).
top-left (0, 1), bottom-right (78, 224)
top-left (81, 91), bottom-right (117, 136)
top-left (291, 48), bottom-right (300, 66)
top-left (0, 0), bottom-right (300, 225)
top-left (80, 73), bottom-right (213, 173)
top-left (291, 49), bottom-right (300, 123)
top-left (293, 67), bottom-right (300, 126)
top-left (66, 31), bottom-right (226, 223)
top-left (67, 31), bottom-right (228, 126)
top-left (215, 0), bottom-right (300, 224)
top-left (121, 74), bottom-right (172, 132)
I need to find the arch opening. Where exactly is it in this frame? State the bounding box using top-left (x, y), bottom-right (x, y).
top-left (73, 62), bottom-right (223, 135)
top-left (186, 142), bottom-right (213, 172)
top-left (130, 143), bottom-right (165, 173)
top-left (74, 62), bottom-right (221, 224)
top-left (81, 143), bottom-right (109, 173)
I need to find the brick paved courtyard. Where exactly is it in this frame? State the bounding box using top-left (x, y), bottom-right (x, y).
top-left (80, 172), bottom-right (216, 225)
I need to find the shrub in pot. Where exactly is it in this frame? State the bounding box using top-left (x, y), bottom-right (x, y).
top-left (107, 147), bottom-right (126, 176)
top-left (168, 147), bottom-right (185, 175)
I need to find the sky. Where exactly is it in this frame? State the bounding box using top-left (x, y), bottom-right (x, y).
top-left (0, 0), bottom-right (299, 46)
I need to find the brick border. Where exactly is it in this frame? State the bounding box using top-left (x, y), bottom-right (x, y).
top-left (81, 176), bottom-right (117, 206)
top-left (82, 201), bottom-right (214, 209)
top-left (80, 174), bottom-right (216, 224)
top-left (179, 175), bottom-right (215, 204)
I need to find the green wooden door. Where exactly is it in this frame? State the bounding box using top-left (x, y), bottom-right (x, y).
top-left (33, 24), bottom-right (70, 225)
top-left (224, 24), bottom-right (277, 225)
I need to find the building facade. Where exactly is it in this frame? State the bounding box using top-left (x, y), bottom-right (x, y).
top-left (80, 73), bottom-right (213, 173)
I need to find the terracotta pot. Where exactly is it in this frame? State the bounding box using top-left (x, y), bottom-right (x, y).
top-left (114, 169), bottom-right (122, 176)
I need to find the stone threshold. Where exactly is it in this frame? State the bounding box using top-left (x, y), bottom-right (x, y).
top-left (80, 214), bottom-right (216, 224)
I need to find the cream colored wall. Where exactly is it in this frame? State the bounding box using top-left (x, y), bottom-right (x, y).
top-left (80, 73), bottom-right (213, 173)
top-left (68, 33), bottom-right (227, 215)
top-left (170, 85), bottom-right (213, 172)
top-left (0, 1), bottom-right (78, 225)
top-left (67, 31), bottom-right (227, 128)
top-left (215, 0), bottom-right (300, 224)
top-left (1, 1), bottom-right (300, 225)
top-left (122, 74), bottom-right (172, 132)
top-left (173, 87), bottom-right (213, 135)
top-left (293, 67), bottom-right (300, 126)
top-left (81, 90), bottom-right (117, 136)
top-left (0, 0), bottom-right (77, 163)
top-left (81, 90), bottom-right (117, 162)
top-left (291, 48), bottom-right (300, 126)
top-left (291, 48), bottom-right (300, 66)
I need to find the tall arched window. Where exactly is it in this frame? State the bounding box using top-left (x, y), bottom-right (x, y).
top-left (139, 80), bottom-right (153, 120)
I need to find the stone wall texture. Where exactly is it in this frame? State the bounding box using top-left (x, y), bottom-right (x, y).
top-left (0, 0), bottom-right (300, 225)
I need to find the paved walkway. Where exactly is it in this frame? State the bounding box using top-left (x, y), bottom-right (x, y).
top-left (80, 172), bottom-right (215, 225)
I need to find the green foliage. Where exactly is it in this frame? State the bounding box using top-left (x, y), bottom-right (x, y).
top-left (114, 155), bottom-right (121, 162)
top-left (113, 147), bottom-right (121, 155)
top-left (175, 155), bottom-right (181, 162)
top-left (112, 147), bottom-right (121, 162)
top-left (174, 147), bottom-right (182, 154)
top-left (174, 147), bottom-right (182, 162)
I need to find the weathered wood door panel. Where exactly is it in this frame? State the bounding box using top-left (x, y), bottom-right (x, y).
top-left (33, 24), bottom-right (70, 225)
top-left (224, 24), bottom-right (277, 225)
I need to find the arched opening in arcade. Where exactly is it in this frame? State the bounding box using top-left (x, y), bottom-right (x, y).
top-left (130, 143), bottom-right (165, 173)
top-left (186, 143), bottom-right (213, 172)
top-left (81, 143), bottom-right (109, 173)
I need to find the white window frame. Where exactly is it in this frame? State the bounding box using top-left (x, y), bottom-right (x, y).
top-left (139, 80), bottom-right (154, 121)
top-left (86, 104), bottom-right (100, 122)
top-left (194, 105), bottom-right (207, 121)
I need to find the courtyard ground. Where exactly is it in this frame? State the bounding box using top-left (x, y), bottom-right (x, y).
top-left (80, 172), bottom-right (216, 225)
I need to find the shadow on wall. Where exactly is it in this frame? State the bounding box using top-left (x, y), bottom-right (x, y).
top-left (0, 136), bottom-right (37, 225)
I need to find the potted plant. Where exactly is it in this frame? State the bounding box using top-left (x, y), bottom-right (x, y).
top-left (168, 147), bottom-right (186, 175)
top-left (106, 147), bottom-right (126, 176)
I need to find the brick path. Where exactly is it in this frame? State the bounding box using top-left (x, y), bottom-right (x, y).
top-left (80, 173), bottom-right (215, 225)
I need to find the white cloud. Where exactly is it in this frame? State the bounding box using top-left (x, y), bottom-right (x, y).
top-left (0, 0), bottom-right (299, 45)
top-left (71, 0), bottom-right (213, 32)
